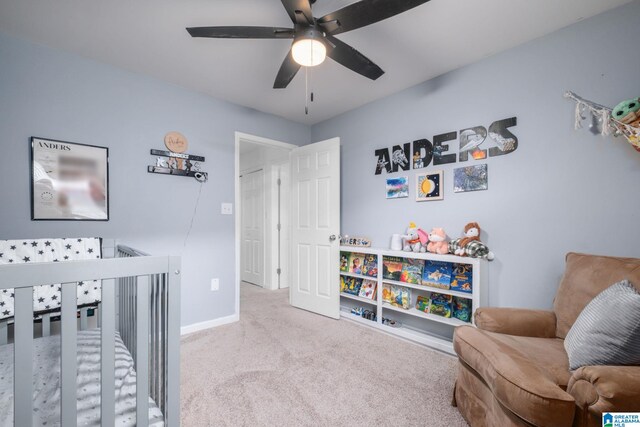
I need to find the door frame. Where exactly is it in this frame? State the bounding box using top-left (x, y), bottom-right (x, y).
top-left (234, 132), bottom-right (297, 317)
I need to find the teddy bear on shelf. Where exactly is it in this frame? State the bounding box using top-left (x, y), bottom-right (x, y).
top-left (402, 222), bottom-right (428, 252)
top-left (449, 222), bottom-right (495, 260)
top-left (426, 228), bottom-right (449, 255)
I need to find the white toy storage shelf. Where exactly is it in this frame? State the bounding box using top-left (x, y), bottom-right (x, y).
top-left (339, 246), bottom-right (488, 355)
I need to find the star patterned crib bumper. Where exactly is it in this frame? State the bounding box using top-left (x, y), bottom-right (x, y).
top-left (0, 237), bottom-right (102, 320)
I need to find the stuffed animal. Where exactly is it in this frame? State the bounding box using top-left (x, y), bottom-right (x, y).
top-left (402, 222), bottom-right (428, 252)
top-left (612, 97), bottom-right (640, 151)
top-left (449, 222), bottom-right (495, 260)
top-left (426, 228), bottom-right (449, 255)
top-left (453, 222), bottom-right (481, 255)
top-left (612, 97), bottom-right (640, 127)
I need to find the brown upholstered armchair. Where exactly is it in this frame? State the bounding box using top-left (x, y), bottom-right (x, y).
top-left (452, 253), bottom-right (640, 427)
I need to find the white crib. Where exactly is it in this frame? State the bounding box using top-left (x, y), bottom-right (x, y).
top-left (0, 241), bottom-right (180, 426)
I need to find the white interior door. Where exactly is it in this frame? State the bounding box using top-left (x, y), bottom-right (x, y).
top-left (240, 170), bottom-right (264, 286)
top-left (290, 138), bottom-right (340, 319)
top-left (278, 163), bottom-right (290, 289)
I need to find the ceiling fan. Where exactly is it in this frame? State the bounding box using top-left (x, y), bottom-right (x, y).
top-left (186, 0), bottom-right (431, 89)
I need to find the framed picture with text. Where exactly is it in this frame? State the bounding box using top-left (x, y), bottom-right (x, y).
top-left (30, 137), bottom-right (109, 221)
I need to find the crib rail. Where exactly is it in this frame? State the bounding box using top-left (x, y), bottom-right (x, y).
top-left (0, 250), bottom-right (181, 427)
top-left (117, 245), bottom-right (175, 423)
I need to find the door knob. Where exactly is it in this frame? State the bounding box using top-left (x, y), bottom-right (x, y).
top-left (329, 235), bottom-right (337, 242)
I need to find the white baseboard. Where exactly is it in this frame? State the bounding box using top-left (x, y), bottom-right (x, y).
top-left (180, 313), bottom-right (239, 336)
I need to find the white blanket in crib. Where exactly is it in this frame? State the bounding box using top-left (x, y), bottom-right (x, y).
top-left (0, 329), bottom-right (164, 427)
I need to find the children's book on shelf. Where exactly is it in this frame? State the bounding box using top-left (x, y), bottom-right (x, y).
top-left (348, 252), bottom-right (365, 275)
top-left (422, 260), bottom-right (452, 290)
top-left (429, 292), bottom-right (453, 318)
top-left (400, 258), bottom-right (424, 284)
top-left (453, 297), bottom-right (472, 323)
top-left (450, 263), bottom-right (473, 293)
top-left (388, 285), bottom-right (411, 309)
top-left (358, 279), bottom-right (377, 300)
top-left (342, 277), bottom-right (363, 295)
top-left (340, 275), bottom-right (347, 292)
top-left (416, 295), bottom-right (430, 313)
top-left (361, 254), bottom-right (378, 277)
top-left (382, 256), bottom-right (404, 281)
top-left (340, 252), bottom-right (350, 273)
top-left (382, 283), bottom-right (393, 304)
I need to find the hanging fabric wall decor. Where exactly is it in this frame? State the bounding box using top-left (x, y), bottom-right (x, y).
top-left (564, 91), bottom-right (640, 152)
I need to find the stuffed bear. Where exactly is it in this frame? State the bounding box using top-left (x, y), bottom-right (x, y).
top-left (402, 222), bottom-right (428, 252)
top-left (426, 228), bottom-right (449, 255)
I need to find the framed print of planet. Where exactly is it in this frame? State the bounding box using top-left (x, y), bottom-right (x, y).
top-left (416, 170), bottom-right (443, 201)
top-left (386, 176), bottom-right (409, 199)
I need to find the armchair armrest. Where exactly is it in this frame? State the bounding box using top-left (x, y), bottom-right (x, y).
top-left (474, 307), bottom-right (557, 338)
top-left (568, 365), bottom-right (640, 419)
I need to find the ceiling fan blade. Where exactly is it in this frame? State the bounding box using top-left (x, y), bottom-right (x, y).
top-left (324, 35), bottom-right (384, 81)
top-left (273, 49), bottom-right (301, 89)
top-left (186, 26), bottom-right (295, 39)
top-left (318, 0), bottom-right (431, 35)
top-left (281, 0), bottom-right (314, 25)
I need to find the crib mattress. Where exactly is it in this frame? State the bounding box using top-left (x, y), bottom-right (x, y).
top-left (0, 329), bottom-right (164, 427)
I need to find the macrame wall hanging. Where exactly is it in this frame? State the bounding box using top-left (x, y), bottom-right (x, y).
top-left (564, 91), bottom-right (640, 152)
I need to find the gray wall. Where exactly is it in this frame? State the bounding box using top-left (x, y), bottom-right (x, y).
top-left (312, 1), bottom-right (640, 311)
top-left (0, 32), bottom-right (310, 327)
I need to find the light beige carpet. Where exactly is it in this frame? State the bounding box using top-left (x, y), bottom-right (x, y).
top-left (181, 283), bottom-right (468, 427)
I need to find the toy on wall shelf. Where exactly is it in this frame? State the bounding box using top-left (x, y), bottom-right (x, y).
top-left (564, 91), bottom-right (640, 153)
top-left (612, 97), bottom-right (640, 150)
top-left (402, 222), bottom-right (428, 252)
top-left (426, 228), bottom-right (449, 255)
top-left (613, 97), bottom-right (640, 128)
top-left (449, 222), bottom-right (495, 260)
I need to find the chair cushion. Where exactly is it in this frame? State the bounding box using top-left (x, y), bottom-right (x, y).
top-left (565, 280), bottom-right (640, 370)
top-left (454, 326), bottom-right (575, 427)
top-left (554, 253), bottom-right (640, 339)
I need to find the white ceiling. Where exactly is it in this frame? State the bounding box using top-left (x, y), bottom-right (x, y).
top-left (0, 0), bottom-right (631, 125)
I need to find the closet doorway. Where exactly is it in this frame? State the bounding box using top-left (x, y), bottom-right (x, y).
top-left (235, 133), bottom-right (341, 321)
top-left (237, 133), bottom-right (295, 294)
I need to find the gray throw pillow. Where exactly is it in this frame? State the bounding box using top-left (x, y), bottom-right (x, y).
top-left (564, 280), bottom-right (640, 370)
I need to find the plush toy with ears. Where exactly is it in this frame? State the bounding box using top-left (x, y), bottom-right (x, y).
top-left (454, 222), bottom-right (481, 255)
top-left (402, 222), bottom-right (428, 253)
top-left (426, 228), bottom-right (449, 255)
top-left (449, 222), bottom-right (495, 260)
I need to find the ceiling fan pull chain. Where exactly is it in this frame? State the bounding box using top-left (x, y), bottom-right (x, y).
top-left (310, 63), bottom-right (314, 103)
top-left (305, 66), bottom-right (309, 115)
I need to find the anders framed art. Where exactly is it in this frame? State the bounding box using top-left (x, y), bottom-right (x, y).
top-left (31, 137), bottom-right (109, 221)
top-left (416, 170), bottom-right (443, 201)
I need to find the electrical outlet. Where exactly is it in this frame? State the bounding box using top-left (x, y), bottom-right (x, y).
top-left (210, 278), bottom-right (219, 291)
top-left (221, 203), bottom-right (233, 215)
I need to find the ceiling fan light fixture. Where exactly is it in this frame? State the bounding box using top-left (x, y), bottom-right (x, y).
top-left (291, 38), bottom-right (326, 67)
